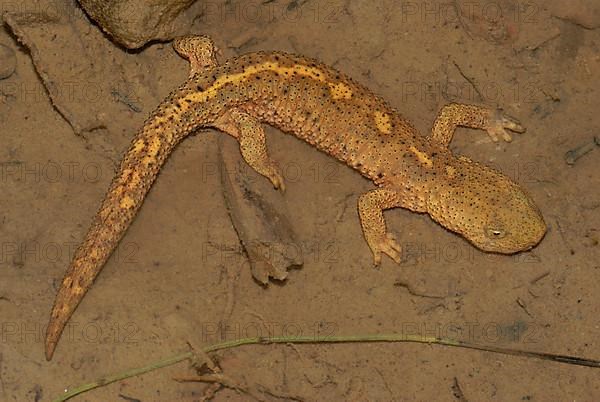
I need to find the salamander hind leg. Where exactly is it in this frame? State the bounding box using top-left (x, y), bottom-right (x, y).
top-left (173, 34), bottom-right (220, 76)
top-left (485, 108), bottom-right (526, 142)
top-left (430, 103), bottom-right (525, 147)
top-left (358, 188), bottom-right (404, 265)
top-left (215, 109), bottom-right (285, 191)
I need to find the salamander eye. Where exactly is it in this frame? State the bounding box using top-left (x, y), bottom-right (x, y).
top-left (485, 227), bottom-right (506, 239)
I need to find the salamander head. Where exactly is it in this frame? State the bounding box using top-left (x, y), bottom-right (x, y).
top-left (426, 156), bottom-right (546, 254)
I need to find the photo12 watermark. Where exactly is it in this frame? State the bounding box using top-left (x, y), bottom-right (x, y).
top-left (0, 241), bottom-right (139, 267)
top-left (200, 159), bottom-right (342, 186)
top-left (0, 160), bottom-right (103, 184)
top-left (398, 1), bottom-right (540, 25)
top-left (198, 320), bottom-right (340, 344)
top-left (0, 320), bottom-right (141, 346)
top-left (201, 239), bottom-right (340, 266)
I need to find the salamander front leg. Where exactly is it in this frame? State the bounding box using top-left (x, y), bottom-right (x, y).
top-left (173, 34), bottom-right (220, 76)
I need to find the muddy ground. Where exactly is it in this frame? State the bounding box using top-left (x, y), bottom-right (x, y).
top-left (1, 0), bottom-right (599, 400)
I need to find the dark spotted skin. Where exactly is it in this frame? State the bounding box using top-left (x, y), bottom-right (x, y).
top-left (45, 35), bottom-right (546, 360)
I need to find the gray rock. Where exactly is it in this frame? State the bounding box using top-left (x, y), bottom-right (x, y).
top-left (78, 0), bottom-right (197, 48)
top-left (0, 44), bottom-right (16, 79)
